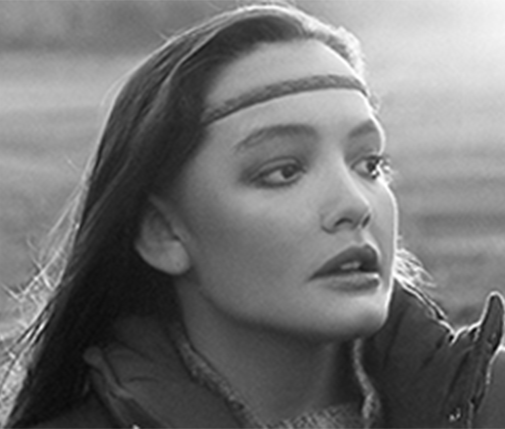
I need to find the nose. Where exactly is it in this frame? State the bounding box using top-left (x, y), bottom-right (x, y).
top-left (320, 171), bottom-right (373, 233)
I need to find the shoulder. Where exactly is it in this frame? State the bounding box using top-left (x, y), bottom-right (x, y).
top-left (475, 346), bottom-right (505, 428)
top-left (32, 394), bottom-right (116, 429)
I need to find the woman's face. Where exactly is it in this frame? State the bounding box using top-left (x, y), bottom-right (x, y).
top-left (169, 40), bottom-right (398, 341)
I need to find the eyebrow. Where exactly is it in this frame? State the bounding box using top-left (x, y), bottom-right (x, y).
top-left (234, 124), bottom-right (316, 154)
top-left (202, 74), bottom-right (370, 125)
top-left (349, 118), bottom-right (384, 141)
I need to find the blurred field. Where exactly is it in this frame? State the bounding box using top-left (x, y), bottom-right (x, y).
top-left (0, 53), bottom-right (138, 334)
top-left (1, 1), bottom-right (505, 421)
top-left (368, 21), bottom-right (505, 325)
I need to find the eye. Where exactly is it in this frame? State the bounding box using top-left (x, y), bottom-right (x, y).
top-left (355, 154), bottom-right (392, 181)
top-left (255, 160), bottom-right (305, 187)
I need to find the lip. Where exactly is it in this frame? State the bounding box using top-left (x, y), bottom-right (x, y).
top-left (322, 272), bottom-right (381, 293)
top-left (311, 244), bottom-right (381, 280)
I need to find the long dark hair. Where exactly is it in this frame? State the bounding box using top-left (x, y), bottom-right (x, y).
top-left (5, 3), bottom-right (365, 427)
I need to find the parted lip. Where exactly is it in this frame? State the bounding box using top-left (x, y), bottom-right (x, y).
top-left (311, 244), bottom-right (381, 279)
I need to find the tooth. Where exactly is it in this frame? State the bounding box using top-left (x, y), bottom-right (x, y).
top-left (340, 261), bottom-right (361, 271)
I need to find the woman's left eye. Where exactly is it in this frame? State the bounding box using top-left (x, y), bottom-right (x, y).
top-left (355, 154), bottom-right (392, 181)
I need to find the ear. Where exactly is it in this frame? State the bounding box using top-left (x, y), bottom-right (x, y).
top-left (135, 198), bottom-right (190, 276)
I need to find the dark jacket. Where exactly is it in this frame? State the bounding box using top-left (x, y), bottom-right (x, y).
top-left (35, 284), bottom-right (505, 428)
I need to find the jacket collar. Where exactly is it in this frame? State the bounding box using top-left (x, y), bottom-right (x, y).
top-left (84, 315), bottom-right (379, 428)
top-left (84, 316), bottom-right (242, 428)
top-left (83, 282), bottom-right (504, 428)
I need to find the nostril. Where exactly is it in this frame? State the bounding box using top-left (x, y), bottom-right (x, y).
top-left (361, 211), bottom-right (372, 228)
top-left (320, 204), bottom-right (372, 233)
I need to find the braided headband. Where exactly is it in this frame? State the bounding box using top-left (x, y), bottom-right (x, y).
top-left (202, 74), bottom-right (370, 125)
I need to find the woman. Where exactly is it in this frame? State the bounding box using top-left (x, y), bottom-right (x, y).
top-left (4, 3), bottom-right (505, 428)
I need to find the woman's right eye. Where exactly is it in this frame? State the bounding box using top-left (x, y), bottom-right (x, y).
top-left (255, 161), bottom-right (305, 188)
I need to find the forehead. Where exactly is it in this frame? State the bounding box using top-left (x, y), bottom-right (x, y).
top-left (204, 40), bottom-right (366, 122)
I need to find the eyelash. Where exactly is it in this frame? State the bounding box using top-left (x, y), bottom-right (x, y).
top-left (253, 154), bottom-right (393, 189)
top-left (254, 160), bottom-right (305, 188)
top-left (357, 154), bottom-right (393, 182)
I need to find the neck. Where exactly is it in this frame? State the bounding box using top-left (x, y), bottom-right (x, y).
top-left (181, 309), bottom-right (358, 424)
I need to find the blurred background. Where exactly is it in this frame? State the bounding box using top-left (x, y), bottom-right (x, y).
top-left (1, 0), bottom-right (505, 336)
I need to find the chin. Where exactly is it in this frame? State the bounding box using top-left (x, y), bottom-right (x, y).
top-left (348, 285), bottom-right (392, 338)
top-left (353, 316), bottom-right (387, 338)
top-left (296, 309), bottom-right (389, 344)
top-left (334, 304), bottom-right (390, 340)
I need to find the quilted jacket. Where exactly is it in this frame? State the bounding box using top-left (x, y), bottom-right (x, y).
top-left (33, 283), bottom-right (505, 428)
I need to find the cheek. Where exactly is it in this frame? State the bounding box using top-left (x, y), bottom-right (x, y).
top-left (375, 186), bottom-right (398, 270)
top-left (386, 187), bottom-right (399, 238)
top-left (180, 185), bottom-right (309, 284)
